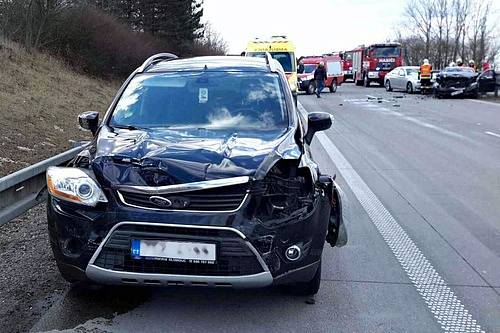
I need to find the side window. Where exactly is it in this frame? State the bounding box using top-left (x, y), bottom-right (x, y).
top-left (398, 69), bottom-right (405, 76)
top-left (482, 70), bottom-right (494, 79)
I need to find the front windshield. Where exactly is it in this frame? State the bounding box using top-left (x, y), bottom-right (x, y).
top-left (304, 64), bottom-right (316, 73)
top-left (371, 47), bottom-right (401, 58)
top-left (247, 52), bottom-right (296, 72)
top-left (109, 72), bottom-right (288, 130)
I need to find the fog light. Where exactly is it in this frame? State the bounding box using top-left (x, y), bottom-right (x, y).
top-left (285, 245), bottom-right (301, 261)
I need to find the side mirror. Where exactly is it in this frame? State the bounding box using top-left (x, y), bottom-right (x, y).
top-left (78, 111), bottom-right (99, 136)
top-left (305, 112), bottom-right (333, 144)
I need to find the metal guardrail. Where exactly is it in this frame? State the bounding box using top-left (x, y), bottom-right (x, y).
top-left (0, 145), bottom-right (87, 226)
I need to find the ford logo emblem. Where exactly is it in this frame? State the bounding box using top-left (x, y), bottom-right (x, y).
top-left (149, 196), bottom-right (172, 208)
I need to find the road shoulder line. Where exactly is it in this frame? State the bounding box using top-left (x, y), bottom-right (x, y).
top-left (468, 99), bottom-right (500, 107)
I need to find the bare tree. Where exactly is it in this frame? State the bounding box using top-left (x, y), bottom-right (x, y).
top-left (398, 0), bottom-right (498, 69)
top-left (0, 0), bottom-right (64, 50)
top-left (193, 22), bottom-right (227, 56)
top-left (476, 1), bottom-right (492, 65)
top-left (404, 0), bottom-right (434, 59)
top-left (451, 0), bottom-right (470, 62)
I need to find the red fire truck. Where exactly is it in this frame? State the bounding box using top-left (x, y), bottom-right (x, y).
top-left (352, 43), bottom-right (404, 87)
top-left (298, 55), bottom-right (344, 94)
top-left (339, 51), bottom-right (354, 81)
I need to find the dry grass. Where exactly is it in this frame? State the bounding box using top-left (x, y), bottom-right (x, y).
top-left (0, 39), bottom-right (119, 176)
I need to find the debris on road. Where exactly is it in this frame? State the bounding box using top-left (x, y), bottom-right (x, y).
top-left (393, 104), bottom-right (401, 107)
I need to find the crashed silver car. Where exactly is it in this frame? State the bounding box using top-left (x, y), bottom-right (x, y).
top-left (384, 66), bottom-right (421, 93)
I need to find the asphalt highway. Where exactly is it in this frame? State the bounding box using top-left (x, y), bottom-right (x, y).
top-left (33, 84), bottom-right (500, 333)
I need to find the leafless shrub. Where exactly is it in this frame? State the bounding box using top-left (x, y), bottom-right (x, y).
top-left (49, 6), bottom-right (164, 77)
top-left (191, 23), bottom-right (228, 56)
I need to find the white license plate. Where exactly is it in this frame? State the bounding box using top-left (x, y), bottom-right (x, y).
top-left (451, 89), bottom-right (463, 96)
top-left (131, 239), bottom-right (216, 263)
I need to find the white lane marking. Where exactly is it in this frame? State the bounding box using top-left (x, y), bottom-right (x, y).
top-left (485, 131), bottom-right (500, 139)
top-left (298, 103), bottom-right (485, 333)
top-left (315, 132), bottom-right (485, 333)
top-left (468, 99), bottom-right (500, 108)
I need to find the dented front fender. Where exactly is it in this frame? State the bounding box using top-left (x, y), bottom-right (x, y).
top-left (320, 175), bottom-right (348, 247)
top-left (332, 181), bottom-right (348, 247)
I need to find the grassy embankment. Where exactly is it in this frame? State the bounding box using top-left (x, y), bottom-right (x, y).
top-left (0, 39), bottom-right (119, 177)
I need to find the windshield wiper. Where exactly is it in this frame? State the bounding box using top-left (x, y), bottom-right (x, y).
top-left (111, 124), bottom-right (147, 131)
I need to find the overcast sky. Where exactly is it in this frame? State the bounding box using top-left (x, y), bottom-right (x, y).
top-left (203, 0), bottom-right (500, 58)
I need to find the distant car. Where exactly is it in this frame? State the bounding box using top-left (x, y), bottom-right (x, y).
top-left (46, 54), bottom-right (348, 295)
top-left (297, 62), bottom-right (318, 95)
top-left (434, 66), bottom-right (479, 98)
top-left (384, 66), bottom-right (421, 93)
top-left (298, 55), bottom-right (344, 95)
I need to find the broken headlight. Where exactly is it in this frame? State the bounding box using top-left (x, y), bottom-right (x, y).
top-left (47, 167), bottom-right (107, 207)
top-left (252, 161), bottom-right (315, 224)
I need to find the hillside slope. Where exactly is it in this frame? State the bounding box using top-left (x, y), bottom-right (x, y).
top-left (0, 39), bottom-right (118, 177)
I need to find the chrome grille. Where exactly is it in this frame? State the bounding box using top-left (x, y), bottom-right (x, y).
top-left (118, 183), bottom-right (248, 212)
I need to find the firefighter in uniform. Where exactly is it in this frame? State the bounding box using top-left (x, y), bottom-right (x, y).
top-left (482, 58), bottom-right (491, 71)
top-left (468, 60), bottom-right (476, 72)
top-left (419, 59), bottom-right (432, 93)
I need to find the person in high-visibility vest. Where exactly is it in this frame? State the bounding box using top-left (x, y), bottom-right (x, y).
top-left (420, 59), bottom-right (432, 92)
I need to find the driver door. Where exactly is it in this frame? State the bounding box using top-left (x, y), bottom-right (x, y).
top-left (392, 68), bottom-right (404, 90)
top-left (477, 70), bottom-right (496, 93)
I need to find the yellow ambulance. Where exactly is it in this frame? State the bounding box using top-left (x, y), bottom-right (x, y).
top-left (245, 36), bottom-right (298, 101)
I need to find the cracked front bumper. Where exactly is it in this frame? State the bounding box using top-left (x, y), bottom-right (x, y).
top-left (47, 188), bottom-right (332, 287)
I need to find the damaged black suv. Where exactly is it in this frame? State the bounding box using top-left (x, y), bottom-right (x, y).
top-left (46, 54), bottom-right (347, 295)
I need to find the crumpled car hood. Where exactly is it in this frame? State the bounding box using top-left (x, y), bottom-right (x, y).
top-left (438, 71), bottom-right (477, 80)
top-left (89, 126), bottom-right (300, 187)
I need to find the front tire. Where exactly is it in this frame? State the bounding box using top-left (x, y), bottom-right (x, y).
top-left (306, 82), bottom-right (316, 95)
top-left (363, 74), bottom-right (370, 87)
top-left (355, 73), bottom-right (363, 86)
top-left (406, 82), bottom-right (414, 94)
top-left (329, 80), bottom-right (337, 93)
top-left (385, 80), bottom-right (392, 91)
top-left (287, 261), bottom-right (322, 296)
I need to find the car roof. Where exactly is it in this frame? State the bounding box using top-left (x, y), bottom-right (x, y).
top-left (146, 56), bottom-right (272, 73)
top-left (393, 66), bottom-right (419, 69)
top-left (443, 66), bottom-right (474, 72)
top-left (302, 57), bottom-right (323, 64)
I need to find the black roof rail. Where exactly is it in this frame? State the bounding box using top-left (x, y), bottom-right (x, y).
top-left (138, 53), bottom-right (178, 72)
